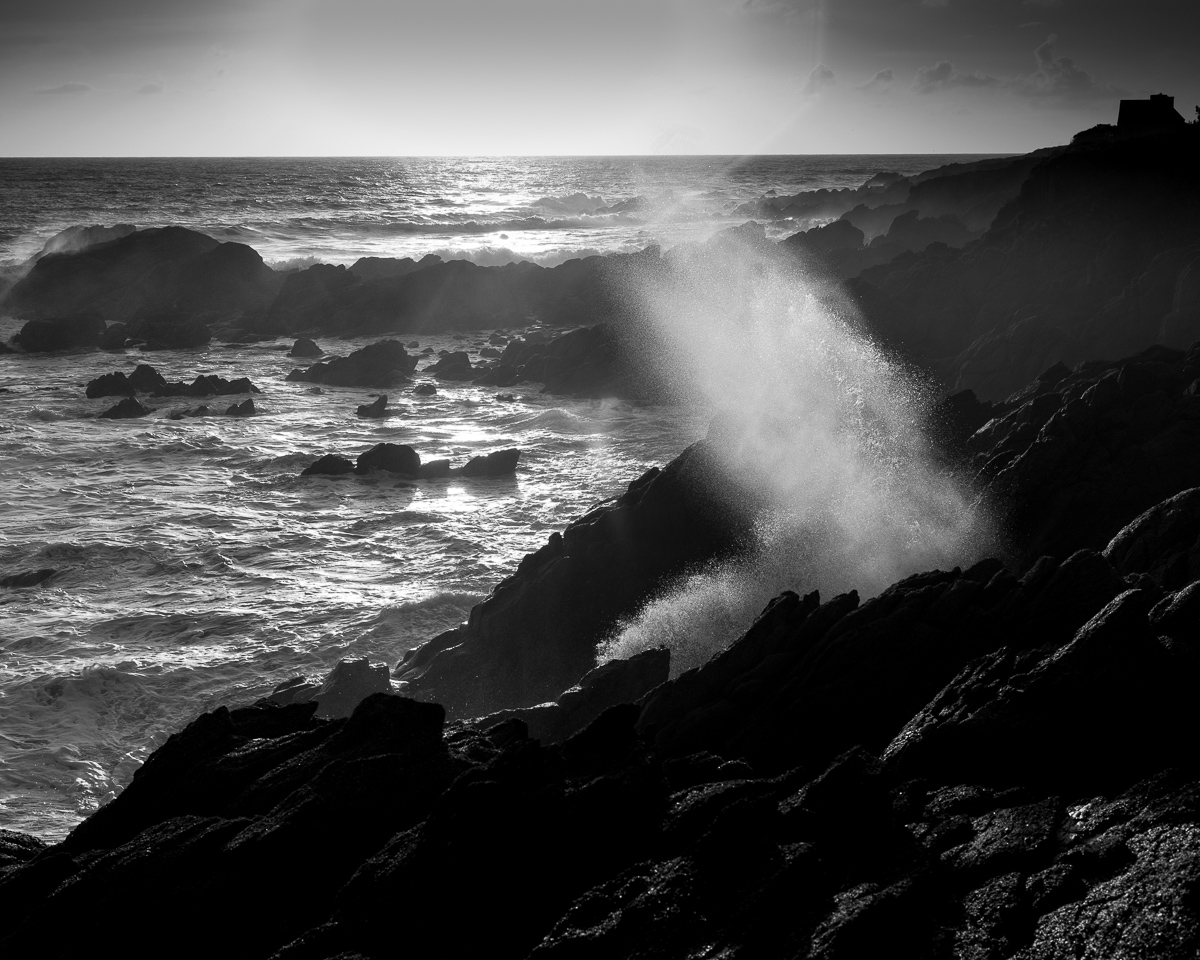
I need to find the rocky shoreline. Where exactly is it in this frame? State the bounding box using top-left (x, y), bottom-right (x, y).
top-left (3, 127), bottom-right (1200, 957)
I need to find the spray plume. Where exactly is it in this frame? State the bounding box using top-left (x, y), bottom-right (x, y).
top-left (598, 227), bottom-right (994, 674)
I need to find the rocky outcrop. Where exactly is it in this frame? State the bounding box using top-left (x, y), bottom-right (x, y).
top-left (1, 227), bottom-right (281, 330)
top-left (394, 440), bottom-right (761, 718)
top-left (150, 374), bottom-right (260, 398)
top-left (286, 340), bottom-right (418, 388)
top-left (961, 342), bottom-right (1200, 564)
top-left (856, 129), bottom-right (1200, 400)
top-left (460, 448), bottom-right (520, 477)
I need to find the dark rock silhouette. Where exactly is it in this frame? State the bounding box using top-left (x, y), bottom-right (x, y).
top-left (424, 350), bottom-right (474, 380)
top-left (411, 381), bottom-right (437, 396)
top-left (355, 394), bottom-right (388, 418)
top-left (855, 129), bottom-right (1200, 399)
top-left (98, 397), bottom-right (151, 419)
top-left (300, 454), bottom-right (356, 477)
top-left (288, 337), bottom-right (323, 358)
top-left (286, 340), bottom-right (418, 387)
top-left (354, 443), bottom-right (420, 477)
top-left (459, 448), bottom-right (520, 477)
top-left (150, 374), bottom-right (259, 398)
top-left (85, 364), bottom-right (169, 398)
top-left (394, 441), bottom-right (761, 718)
top-left (224, 398), bottom-right (255, 417)
top-left (1, 227), bottom-right (281, 331)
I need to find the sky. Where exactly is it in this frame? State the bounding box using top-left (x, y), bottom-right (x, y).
top-left (1, 0), bottom-right (1197, 156)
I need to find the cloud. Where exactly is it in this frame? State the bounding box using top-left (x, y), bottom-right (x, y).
top-left (136, 81), bottom-right (163, 95)
top-left (912, 61), bottom-right (999, 94)
top-left (1013, 35), bottom-right (1125, 100)
top-left (858, 68), bottom-right (894, 94)
top-left (35, 81), bottom-right (91, 95)
top-left (803, 62), bottom-right (836, 96)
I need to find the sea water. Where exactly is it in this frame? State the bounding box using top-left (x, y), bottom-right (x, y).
top-left (0, 154), bottom-right (997, 840)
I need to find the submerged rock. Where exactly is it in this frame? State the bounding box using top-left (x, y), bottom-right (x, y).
top-left (0, 569), bottom-right (56, 589)
top-left (224, 399), bottom-right (255, 417)
top-left (99, 397), bottom-right (150, 419)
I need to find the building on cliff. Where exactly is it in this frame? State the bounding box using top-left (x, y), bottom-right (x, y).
top-left (1117, 93), bottom-right (1187, 137)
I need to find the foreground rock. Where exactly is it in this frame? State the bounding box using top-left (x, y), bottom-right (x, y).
top-left (99, 397), bottom-right (151, 419)
top-left (394, 440), bottom-right (760, 717)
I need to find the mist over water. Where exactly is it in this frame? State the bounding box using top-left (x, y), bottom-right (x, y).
top-left (599, 234), bottom-right (993, 674)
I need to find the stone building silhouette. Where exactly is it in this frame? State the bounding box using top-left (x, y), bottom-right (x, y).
top-left (1117, 93), bottom-right (1187, 137)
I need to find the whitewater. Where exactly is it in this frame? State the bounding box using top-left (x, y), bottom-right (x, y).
top-left (1, 154), bottom-right (995, 841)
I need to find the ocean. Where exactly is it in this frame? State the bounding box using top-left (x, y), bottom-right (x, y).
top-left (0, 154), bottom-right (997, 841)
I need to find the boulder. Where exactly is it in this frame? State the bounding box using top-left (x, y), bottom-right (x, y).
top-left (460, 448), bottom-right (520, 477)
top-left (99, 397), bottom-right (150, 419)
top-left (425, 351), bottom-right (474, 380)
top-left (416, 459), bottom-right (451, 479)
top-left (288, 337), bottom-right (323, 358)
top-left (286, 339), bottom-right (418, 387)
top-left (85, 372), bottom-right (135, 399)
top-left (356, 395), bottom-right (388, 418)
top-left (300, 454), bottom-right (356, 477)
top-left (224, 399), bottom-right (255, 417)
top-left (99, 322), bottom-right (130, 351)
top-left (412, 382), bottom-right (437, 396)
top-left (354, 443), bottom-right (420, 477)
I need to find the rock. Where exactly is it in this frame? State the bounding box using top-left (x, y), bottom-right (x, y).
top-left (0, 569), bottom-right (56, 588)
top-left (14, 313), bottom-right (107, 352)
top-left (224, 399), bottom-right (255, 417)
top-left (394, 440), bottom-right (761, 718)
top-left (356, 395), bottom-right (388, 418)
top-left (130, 314), bottom-right (211, 351)
top-left (354, 443), bottom-right (420, 477)
top-left (310, 659), bottom-right (393, 719)
top-left (412, 382), bottom-right (437, 396)
top-left (98, 321), bottom-right (130, 351)
top-left (286, 339), bottom-right (417, 387)
top-left (128, 364), bottom-right (168, 393)
top-left (288, 337), bottom-right (323, 358)
top-left (150, 374), bottom-right (259, 398)
top-left (459, 448), bottom-right (520, 477)
top-left (478, 647), bottom-right (671, 743)
top-left (99, 397), bottom-right (150, 419)
top-left (167, 406), bottom-right (210, 420)
top-left (425, 351), bottom-right (473, 380)
top-left (1103, 487), bottom-right (1200, 589)
top-left (3, 227), bottom-right (281, 328)
top-left (416, 459), bottom-right (451, 480)
top-left (85, 372), bottom-right (135, 399)
top-left (300, 454), bottom-right (356, 477)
